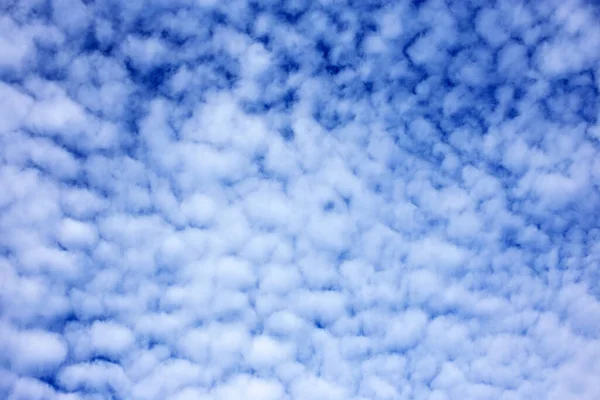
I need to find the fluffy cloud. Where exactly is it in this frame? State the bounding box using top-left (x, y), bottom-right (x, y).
top-left (1, 0), bottom-right (600, 399)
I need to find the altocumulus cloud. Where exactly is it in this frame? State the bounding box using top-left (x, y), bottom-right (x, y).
top-left (1, 0), bottom-right (600, 399)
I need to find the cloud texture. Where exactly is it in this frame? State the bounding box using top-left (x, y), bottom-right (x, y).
top-left (1, 0), bottom-right (600, 399)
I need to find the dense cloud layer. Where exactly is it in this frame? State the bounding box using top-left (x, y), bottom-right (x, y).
top-left (1, 0), bottom-right (600, 399)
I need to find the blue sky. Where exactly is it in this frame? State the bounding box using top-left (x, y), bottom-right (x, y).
top-left (1, 0), bottom-right (600, 399)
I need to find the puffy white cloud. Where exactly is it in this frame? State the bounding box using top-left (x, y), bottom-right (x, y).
top-left (57, 361), bottom-right (131, 396)
top-left (2, 0), bottom-right (600, 399)
top-left (26, 94), bottom-right (88, 138)
top-left (56, 218), bottom-right (98, 250)
top-left (180, 193), bottom-right (217, 227)
top-left (245, 334), bottom-right (295, 369)
top-left (385, 308), bottom-right (428, 351)
top-left (0, 17), bottom-right (35, 73)
top-left (1, 327), bottom-right (67, 376)
top-left (7, 377), bottom-right (62, 400)
top-left (0, 82), bottom-right (33, 133)
top-left (291, 374), bottom-right (347, 400)
top-left (88, 321), bottom-right (135, 357)
top-left (212, 374), bottom-right (285, 400)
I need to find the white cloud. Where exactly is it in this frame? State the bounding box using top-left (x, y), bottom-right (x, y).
top-left (476, 8), bottom-right (510, 47)
top-left (88, 321), bottom-right (135, 357)
top-left (56, 218), bottom-right (98, 250)
top-left (385, 308), bottom-right (428, 351)
top-left (213, 374), bottom-right (286, 400)
top-left (245, 334), bottom-right (295, 369)
top-left (57, 361), bottom-right (131, 395)
top-left (7, 377), bottom-right (60, 400)
top-left (2, 0), bottom-right (600, 399)
top-left (291, 374), bottom-right (347, 400)
top-left (2, 327), bottom-right (67, 376)
top-left (180, 192), bottom-right (217, 227)
top-left (0, 17), bottom-right (34, 73)
top-left (408, 237), bottom-right (468, 274)
top-left (27, 94), bottom-right (88, 138)
top-left (131, 359), bottom-right (203, 400)
top-left (0, 82), bottom-right (33, 133)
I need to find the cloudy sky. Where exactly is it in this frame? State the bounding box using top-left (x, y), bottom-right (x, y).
top-left (1, 0), bottom-right (600, 399)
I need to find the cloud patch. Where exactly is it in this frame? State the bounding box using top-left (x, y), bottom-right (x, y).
top-left (1, 0), bottom-right (600, 399)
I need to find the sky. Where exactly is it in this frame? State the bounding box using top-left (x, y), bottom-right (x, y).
top-left (1, 0), bottom-right (600, 399)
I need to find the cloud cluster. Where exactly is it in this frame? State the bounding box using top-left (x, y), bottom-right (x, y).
top-left (1, 0), bottom-right (600, 399)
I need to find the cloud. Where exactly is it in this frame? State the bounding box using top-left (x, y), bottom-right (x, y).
top-left (1, 0), bottom-right (600, 399)
top-left (1, 326), bottom-right (68, 377)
